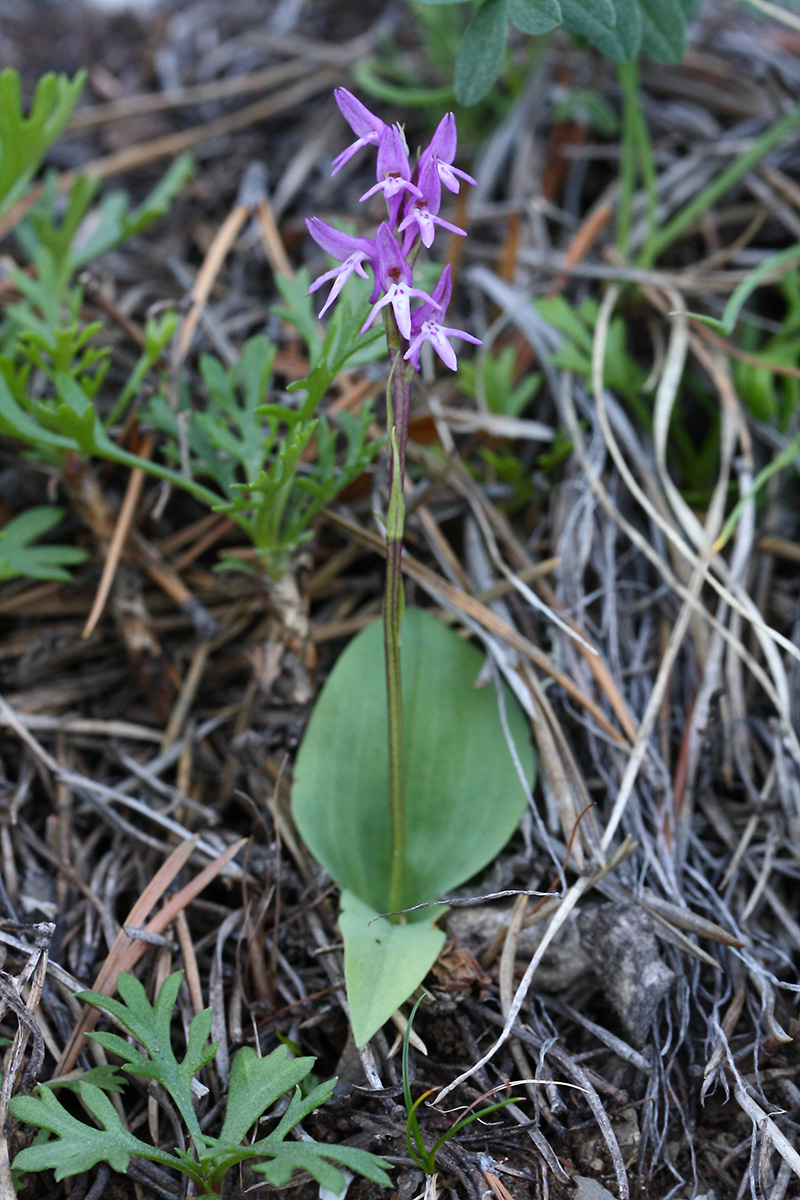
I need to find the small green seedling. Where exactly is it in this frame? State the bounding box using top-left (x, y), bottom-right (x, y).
top-left (402, 997), bottom-right (518, 1174)
top-left (9, 971), bottom-right (391, 1198)
top-left (0, 506), bottom-right (87, 582)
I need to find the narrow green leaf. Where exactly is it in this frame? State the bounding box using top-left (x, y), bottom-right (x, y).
top-left (454, 0), bottom-right (509, 106)
top-left (508, 0), bottom-right (562, 35)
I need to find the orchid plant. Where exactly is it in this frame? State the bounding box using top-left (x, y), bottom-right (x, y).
top-left (292, 93), bottom-right (533, 1045)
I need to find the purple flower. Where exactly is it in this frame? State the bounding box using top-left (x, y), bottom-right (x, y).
top-left (306, 217), bottom-right (377, 317)
top-left (331, 88), bottom-right (387, 175)
top-left (403, 264), bottom-right (481, 371)
top-left (398, 157), bottom-right (467, 251)
top-left (418, 112), bottom-right (477, 196)
top-left (360, 223), bottom-right (439, 340)
top-left (359, 125), bottom-right (423, 228)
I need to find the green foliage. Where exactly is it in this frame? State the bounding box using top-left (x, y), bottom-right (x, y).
top-left (10, 970), bottom-right (391, 1196)
top-left (478, 446), bottom-right (536, 511)
top-left (734, 271), bottom-right (800, 429)
top-left (0, 506), bottom-right (87, 581)
top-left (291, 607), bottom-right (534, 1045)
top-left (144, 286), bottom-right (383, 579)
top-left (0, 68), bottom-right (86, 216)
top-left (5, 158), bottom-right (192, 341)
top-left (457, 344), bottom-right (542, 418)
top-left (402, 996), bottom-right (518, 1173)
top-left (413, 0), bottom-right (699, 104)
top-left (553, 88), bottom-right (619, 135)
top-left (534, 294), bottom-right (647, 419)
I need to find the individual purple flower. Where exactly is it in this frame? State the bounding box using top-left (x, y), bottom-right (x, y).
top-left (359, 125), bottom-right (423, 228)
top-left (305, 217), bottom-right (377, 317)
top-left (331, 88), bottom-right (387, 175)
top-left (398, 157), bottom-right (467, 252)
top-left (360, 223), bottom-right (439, 341)
top-left (418, 112), bottom-right (477, 196)
top-left (403, 264), bottom-right (481, 371)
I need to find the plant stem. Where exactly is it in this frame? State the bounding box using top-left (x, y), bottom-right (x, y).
top-left (382, 308), bottom-right (413, 918)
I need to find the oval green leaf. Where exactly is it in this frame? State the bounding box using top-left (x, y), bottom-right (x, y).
top-left (291, 607), bottom-right (533, 916)
top-left (454, 0), bottom-right (509, 106)
top-left (508, 0), bottom-right (562, 36)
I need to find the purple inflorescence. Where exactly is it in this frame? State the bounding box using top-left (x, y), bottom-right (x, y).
top-left (306, 91), bottom-right (480, 372)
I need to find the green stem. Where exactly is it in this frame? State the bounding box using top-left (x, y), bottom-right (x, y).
top-left (382, 308), bottom-right (413, 918)
top-left (616, 60), bottom-right (639, 257)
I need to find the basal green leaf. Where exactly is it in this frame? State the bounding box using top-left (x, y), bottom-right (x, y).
top-left (292, 607), bottom-right (533, 918)
top-left (339, 890), bottom-right (446, 1046)
top-left (508, 0), bottom-right (562, 36)
top-left (639, 0), bottom-right (687, 60)
top-left (454, 0), bottom-right (509, 106)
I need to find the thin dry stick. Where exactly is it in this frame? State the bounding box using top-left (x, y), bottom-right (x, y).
top-left (83, 432), bottom-right (156, 638)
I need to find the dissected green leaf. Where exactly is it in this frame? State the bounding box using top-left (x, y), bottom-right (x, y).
top-left (292, 605), bottom-right (533, 913)
top-left (508, 0), bottom-right (562, 36)
top-left (80, 971), bottom-right (216, 1142)
top-left (252, 1138), bottom-right (392, 1191)
top-left (0, 506), bottom-right (86, 582)
top-left (71, 155), bottom-right (194, 268)
top-left (339, 890), bottom-right (446, 1046)
top-left (217, 1046), bottom-right (317, 1149)
top-left (454, 0), bottom-right (510, 106)
top-left (10, 1083), bottom-right (164, 1181)
top-left (0, 68), bottom-right (85, 216)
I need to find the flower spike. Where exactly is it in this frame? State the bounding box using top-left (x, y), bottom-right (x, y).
top-left (331, 88), bottom-right (387, 175)
top-left (403, 265), bottom-right (481, 371)
top-left (305, 217), bottom-right (377, 317)
top-left (360, 223), bottom-right (439, 341)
